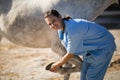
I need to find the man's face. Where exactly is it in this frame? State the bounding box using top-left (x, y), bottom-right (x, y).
top-left (45, 15), bottom-right (63, 30)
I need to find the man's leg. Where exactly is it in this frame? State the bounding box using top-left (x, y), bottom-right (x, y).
top-left (86, 49), bottom-right (114, 80)
top-left (80, 59), bottom-right (90, 80)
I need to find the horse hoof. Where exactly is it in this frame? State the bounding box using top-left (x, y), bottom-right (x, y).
top-left (45, 62), bottom-right (54, 70)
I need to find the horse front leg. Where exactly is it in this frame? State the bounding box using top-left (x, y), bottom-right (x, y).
top-left (50, 36), bottom-right (72, 80)
top-left (51, 42), bottom-right (71, 80)
top-left (63, 62), bottom-right (72, 80)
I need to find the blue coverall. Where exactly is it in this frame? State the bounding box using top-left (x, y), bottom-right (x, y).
top-left (58, 19), bottom-right (116, 80)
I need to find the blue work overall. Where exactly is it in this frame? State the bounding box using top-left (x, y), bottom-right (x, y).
top-left (58, 19), bottom-right (116, 80)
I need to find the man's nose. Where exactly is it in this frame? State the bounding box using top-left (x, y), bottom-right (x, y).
top-left (51, 23), bottom-right (55, 26)
top-left (50, 24), bottom-right (55, 28)
top-left (51, 24), bottom-right (55, 27)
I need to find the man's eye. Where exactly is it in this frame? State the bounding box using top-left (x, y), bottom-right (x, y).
top-left (48, 20), bottom-right (55, 26)
top-left (49, 23), bottom-right (51, 26)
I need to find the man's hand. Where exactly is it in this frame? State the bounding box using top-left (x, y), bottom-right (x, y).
top-left (50, 61), bottom-right (61, 72)
top-left (49, 53), bottom-right (74, 72)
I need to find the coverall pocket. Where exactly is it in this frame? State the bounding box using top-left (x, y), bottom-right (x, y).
top-left (84, 53), bottom-right (96, 65)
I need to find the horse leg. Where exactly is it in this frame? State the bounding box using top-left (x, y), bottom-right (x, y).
top-left (63, 62), bottom-right (72, 80)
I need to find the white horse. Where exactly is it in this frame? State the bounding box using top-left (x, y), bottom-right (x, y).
top-left (0, 0), bottom-right (118, 80)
